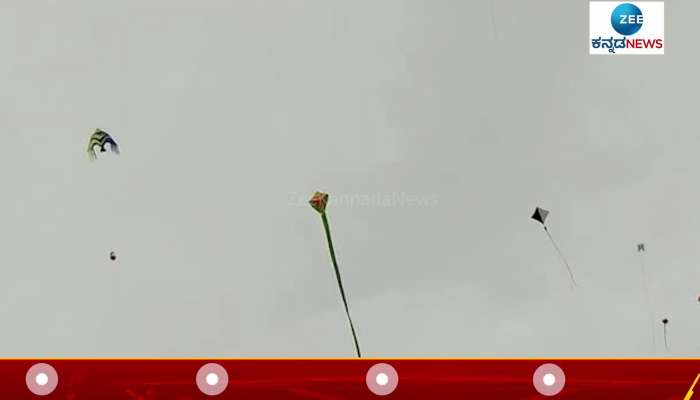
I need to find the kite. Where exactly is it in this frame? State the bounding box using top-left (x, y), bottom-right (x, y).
top-left (531, 207), bottom-right (549, 225)
top-left (309, 191), bottom-right (362, 358)
top-left (531, 207), bottom-right (577, 288)
top-left (87, 129), bottom-right (120, 160)
top-left (636, 243), bottom-right (656, 352)
top-left (110, 251), bottom-right (116, 261)
top-left (662, 318), bottom-right (669, 352)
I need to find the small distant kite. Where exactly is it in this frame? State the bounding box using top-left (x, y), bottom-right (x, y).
top-left (531, 207), bottom-right (549, 225)
top-left (309, 191), bottom-right (329, 215)
top-left (109, 251), bottom-right (116, 261)
top-left (636, 242), bottom-right (655, 352)
top-left (87, 129), bottom-right (119, 160)
top-left (309, 191), bottom-right (362, 358)
top-left (662, 318), bottom-right (669, 352)
top-left (531, 207), bottom-right (577, 288)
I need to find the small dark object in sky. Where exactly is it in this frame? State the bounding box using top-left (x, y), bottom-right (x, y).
top-left (662, 318), bottom-right (668, 324)
top-left (87, 129), bottom-right (120, 160)
top-left (531, 206), bottom-right (577, 288)
top-left (531, 207), bottom-right (549, 225)
top-left (110, 251), bottom-right (116, 261)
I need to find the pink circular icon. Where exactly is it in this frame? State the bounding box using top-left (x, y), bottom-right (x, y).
top-left (366, 363), bottom-right (398, 396)
top-left (26, 363), bottom-right (58, 396)
top-left (532, 363), bottom-right (565, 396)
top-left (196, 363), bottom-right (229, 396)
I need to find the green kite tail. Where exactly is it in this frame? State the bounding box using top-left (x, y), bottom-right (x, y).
top-left (321, 212), bottom-right (362, 358)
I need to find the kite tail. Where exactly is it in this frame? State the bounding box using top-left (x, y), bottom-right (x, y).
top-left (663, 324), bottom-right (669, 352)
top-left (639, 256), bottom-right (656, 353)
top-left (544, 226), bottom-right (577, 288)
top-left (321, 213), bottom-right (362, 358)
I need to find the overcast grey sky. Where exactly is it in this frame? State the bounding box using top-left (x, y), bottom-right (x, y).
top-left (0, 0), bottom-right (697, 357)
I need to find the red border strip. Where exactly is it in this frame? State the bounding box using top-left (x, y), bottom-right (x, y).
top-left (4, 359), bottom-right (700, 398)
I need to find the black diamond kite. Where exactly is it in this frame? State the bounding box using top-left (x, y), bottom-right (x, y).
top-left (531, 206), bottom-right (577, 288)
top-left (531, 207), bottom-right (549, 225)
top-left (662, 318), bottom-right (670, 352)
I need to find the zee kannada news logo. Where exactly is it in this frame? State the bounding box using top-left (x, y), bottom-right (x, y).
top-left (589, 2), bottom-right (664, 55)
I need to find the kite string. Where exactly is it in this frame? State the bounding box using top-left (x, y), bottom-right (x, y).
top-left (544, 226), bottom-right (577, 287)
top-left (321, 213), bottom-right (362, 358)
top-left (663, 324), bottom-right (669, 352)
top-left (639, 254), bottom-right (656, 353)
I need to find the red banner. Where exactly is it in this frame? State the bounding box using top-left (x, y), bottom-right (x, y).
top-left (4, 359), bottom-right (700, 399)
